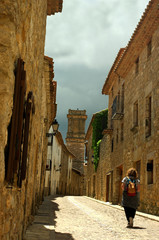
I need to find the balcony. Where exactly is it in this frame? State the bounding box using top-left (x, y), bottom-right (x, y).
top-left (112, 96), bottom-right (124, 120)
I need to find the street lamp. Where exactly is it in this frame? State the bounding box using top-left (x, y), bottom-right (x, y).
top-left (52, 119), bottom-right (59, 133)
top-left (46, 119), bottom-right (59, 137)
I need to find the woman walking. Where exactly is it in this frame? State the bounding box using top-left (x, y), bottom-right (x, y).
top-left (121, 168), bottom-right (140, 228)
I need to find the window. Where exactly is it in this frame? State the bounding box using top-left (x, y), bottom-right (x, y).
top-left (111, 139), bottom-right (114, 152)
top-left (121, 123), bottom-right (124, 141)
top-left (117, 91), bottom-right (120, 112)
top-left (118, 76), bottom-right (120, 85)
top-left (147, 39), bottom-right (152, 58)
top-left (147, 160), bottom-right (153, 184)
top-left (111, 108), bottom-right (114, 129)
top-left (133, 101), bottom-right (138, 127)
top-left (121, 84), bottom-right (124, 113)
top-left (145, 95), bottom-right (152, 138)
top-left (5, 58), bottom-right (34, 187)
top-left (116, 128), bottom-right (119, 143)
top-left (111, 87), bottom-right (114, 97)
top-left (135, 57), bottom-right (139, 75)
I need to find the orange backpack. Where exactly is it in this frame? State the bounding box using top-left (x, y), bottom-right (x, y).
top-left (127, 178), bottom-right (136, 196)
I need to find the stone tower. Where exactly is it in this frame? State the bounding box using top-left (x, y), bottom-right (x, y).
top-left (66, 109), bottom-right (87, 173)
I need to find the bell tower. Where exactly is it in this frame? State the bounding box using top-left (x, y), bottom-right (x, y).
top-left (66, 109), bottom-right (87, 173)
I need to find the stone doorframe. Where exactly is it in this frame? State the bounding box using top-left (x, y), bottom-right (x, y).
top-left (106, 171), bottom-right (113, 203)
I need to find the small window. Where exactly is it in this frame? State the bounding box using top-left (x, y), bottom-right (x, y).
top-left (145, 95), bottom-right (152, 138)
top-left (111, 139), bottom-right (114, 152)
top-left (135, 57), bottom-right (139, 75)
top-left (121, 123), bottom-right (124, 141)
top-left (117, 91), bottom-right (120, 112)
top-left (121, 84), bottom-right (124, 113)
top-left (147, 160), bottom-right (153, 184)
top-left (116, 129), bottom-right (119, 143)
top-left (147, 40), bottom-right (152, 58)
top-left (133, 101), bottom-right (138, 127)
top-left (111, 87), bottom-right (114, 97)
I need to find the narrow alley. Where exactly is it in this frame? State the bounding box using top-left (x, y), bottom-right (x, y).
top-left (24, 195), bottom-right (159, 240)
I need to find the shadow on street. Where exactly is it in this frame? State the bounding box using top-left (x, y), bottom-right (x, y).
top-left (51, 195), bottom-right (75, 240)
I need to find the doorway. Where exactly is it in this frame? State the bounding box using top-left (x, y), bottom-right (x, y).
top-left (106, 175), bottom-right (110, 202)
top-left (93, 175), bottom-right (96, 198)
top-left (117, 165), bottom-right (123, 204)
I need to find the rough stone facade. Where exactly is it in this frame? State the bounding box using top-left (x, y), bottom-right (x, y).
top-left (66, 109), bottom-right (87, 174)
top-left (0, 1), bottom-right (62, 239)
top-left (85, 115), bottom-right (96, 198)
top-left (86, 0), bottom-right (159, 216)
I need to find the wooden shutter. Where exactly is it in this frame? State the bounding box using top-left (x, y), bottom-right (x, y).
top-left (19, 91), bottom-right (34, 187)
top-left (6, 58), bottom-right (26, 183)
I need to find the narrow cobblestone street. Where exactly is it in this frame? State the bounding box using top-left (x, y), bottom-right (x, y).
top-left (24, 195), bottom-right (159, 240)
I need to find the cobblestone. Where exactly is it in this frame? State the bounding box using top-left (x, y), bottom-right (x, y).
top-left (54, 196), bottom-right (159, 240)
top-left (24, 195), bottom-right (159, 240)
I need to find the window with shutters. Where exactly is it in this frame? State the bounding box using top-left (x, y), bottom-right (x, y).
top-left (5, 58), bottom-right (35, 187)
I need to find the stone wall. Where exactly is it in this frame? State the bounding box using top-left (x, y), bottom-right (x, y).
top-left (59, 147), bottom-right (69, 195)
top-left (0, 1), bottom-right (58, 239)
top-left (71, 169), bottom-right (83, 196)
top-left (85, 127), bottom-right (96, 198)
top-left (122, 25), bottom-right (159, 215)
top-left (86, 1), bottom-right (159, 216)
top-left (66, 109), bottom-right (87, 174)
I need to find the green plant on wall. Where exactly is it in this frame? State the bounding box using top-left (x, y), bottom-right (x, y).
top-left (92, 109), bottom-right (108, 171)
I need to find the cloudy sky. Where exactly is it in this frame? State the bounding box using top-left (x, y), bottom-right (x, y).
top-left (45, 0), bottom-right (149, 141)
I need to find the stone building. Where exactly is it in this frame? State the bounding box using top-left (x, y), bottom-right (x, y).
top-left (85, 111), bottom-right (111, 201)
top-left (101, 0), bottom-right (159, 215)
top-left (66, 109), bottom-right (87, 174)
top-left (0, 1), bottom-right (63, 239)
top-left (86, 0), bottom-right (159, 216)
top-left (44, 123), bottom-right (61, 196)
top-left (85, 114), bottom-right (96, 198)
top-left (58, 132), bottom-right (83, 196)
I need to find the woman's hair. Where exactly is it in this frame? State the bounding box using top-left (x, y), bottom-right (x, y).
top-left (126, 168), bottom-right (138, 178)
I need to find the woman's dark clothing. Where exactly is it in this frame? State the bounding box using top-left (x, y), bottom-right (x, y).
top-left (121, 176), bottom-right (140, 209)
top-left (124, 207), bottom-right (136, 222)
top-left (121, 176), bottom-right (140, 222)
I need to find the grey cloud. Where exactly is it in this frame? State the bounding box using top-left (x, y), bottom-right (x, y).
top-left (45, 0), bottom-right (148, 139)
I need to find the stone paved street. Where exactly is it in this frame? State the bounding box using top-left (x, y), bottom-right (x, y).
top-left (24, 195), bottom-right (159, 240)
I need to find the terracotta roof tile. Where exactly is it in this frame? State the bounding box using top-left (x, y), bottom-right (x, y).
top-left (102, 48), bottom-right (125, 95)
top-left (115, 0), bottom-right (159, 77)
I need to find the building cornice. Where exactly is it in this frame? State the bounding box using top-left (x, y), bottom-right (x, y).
top-left (47, 0), bottom-right (63, 16)
top-left (102, 0), bottom-right (159, 94)
top-left (115, 0), bottom-right (159, 78)
top-left (102, 48), bottom-right (125, 95)
top-left (66, 137), bottom-right (85, 143)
